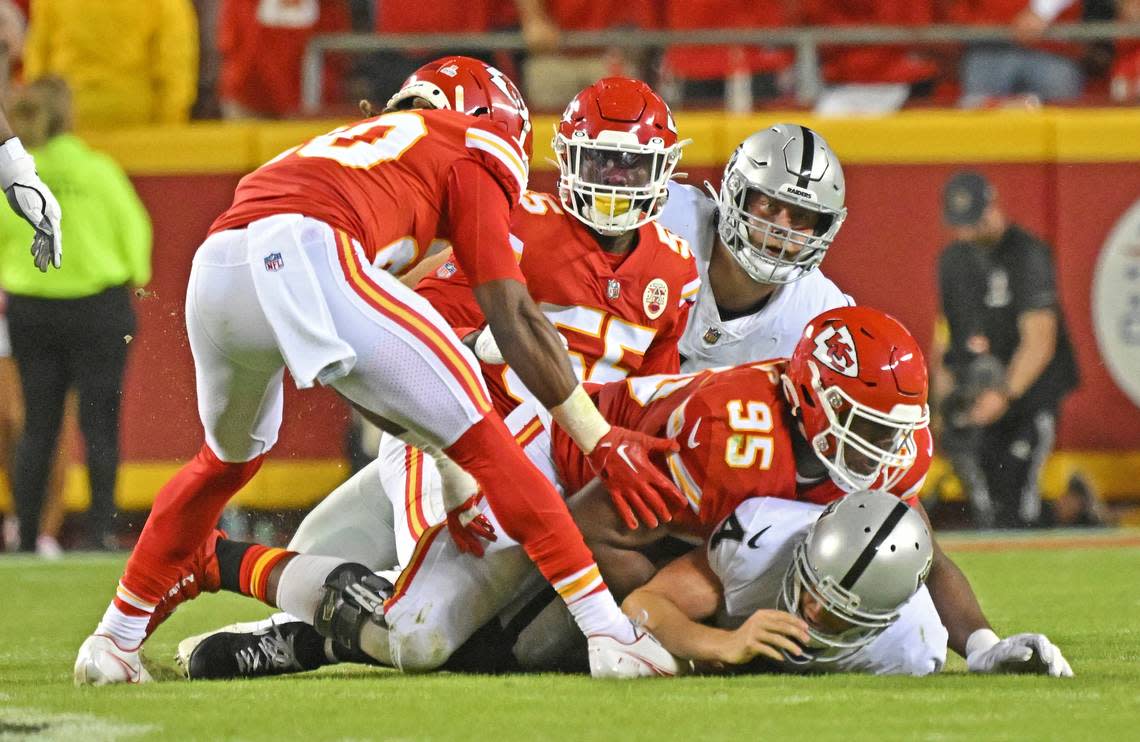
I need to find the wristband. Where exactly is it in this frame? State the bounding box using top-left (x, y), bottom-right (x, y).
top-left (965, 628), bottom-right (1000, 657)
top-left (0, 137), bottom-right (33, 190)
top-left (551, 384), bottom-right (611, 455)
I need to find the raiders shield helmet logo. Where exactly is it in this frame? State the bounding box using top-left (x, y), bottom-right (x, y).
top-left (811, 324), bottom-right (859, 377)
top-left (643, 278), bottom-right (668, 320)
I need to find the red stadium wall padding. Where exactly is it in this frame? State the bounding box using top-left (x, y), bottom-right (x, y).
top-left (124, 175), bottom-right (351, 462)
top-left (121, 161), bottom-right (1138, 466)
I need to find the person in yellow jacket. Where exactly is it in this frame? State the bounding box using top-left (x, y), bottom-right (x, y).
top-left (23, 0), bottom-right (198, 129)
top-left (0, 78), bottom-right (151, 551)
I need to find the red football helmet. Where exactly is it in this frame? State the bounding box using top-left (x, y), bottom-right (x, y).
top-left (386, 56), bottom-right (533, 158)
top-left (553, 77), bottom-right (687, 235)
top-left (782, 306), bottom-right (930, 492)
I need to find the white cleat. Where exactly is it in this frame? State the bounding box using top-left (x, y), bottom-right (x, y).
top-left (588, 629), bottom-right (685, 679)
top-left (74, 633), bottom-right (153, 686)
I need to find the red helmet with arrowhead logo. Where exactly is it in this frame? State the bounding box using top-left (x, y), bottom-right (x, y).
top-left (782, 306), bottom-right (929, 492)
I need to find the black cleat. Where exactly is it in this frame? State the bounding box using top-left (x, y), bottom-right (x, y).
top-left (177, 619), bottom-right (328, 680)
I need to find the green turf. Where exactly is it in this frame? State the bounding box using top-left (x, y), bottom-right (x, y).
top-left (1, 542), bottom-right (1138, 741)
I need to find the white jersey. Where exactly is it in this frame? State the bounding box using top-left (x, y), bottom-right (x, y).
top-left (706, 496), bottom-right (947, 676)
top-left (658, 182), bottom-right (852, 371)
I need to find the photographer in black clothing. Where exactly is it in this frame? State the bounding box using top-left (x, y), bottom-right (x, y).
top-left (932, 171), bottom-right (1078, 528)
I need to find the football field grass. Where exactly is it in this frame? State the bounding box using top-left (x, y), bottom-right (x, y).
top-left (1, 532), bottom-right (1138, 741)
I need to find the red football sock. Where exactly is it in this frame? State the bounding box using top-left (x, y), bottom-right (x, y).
top-left (445, 414), bottom-right (602, 602)
top-left (119, 444), bottom-right (264, 609)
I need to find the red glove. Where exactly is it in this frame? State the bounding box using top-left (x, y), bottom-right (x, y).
top-left (446, 495), bottom-right (497, 557)
top-left (586, 426), bottom-right (684, 530)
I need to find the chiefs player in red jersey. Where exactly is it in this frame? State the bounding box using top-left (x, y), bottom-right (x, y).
top-left (556, 306), bottom-right (931, 552)
top-left (75, 58), bottom-right (686, 684)
top-left (408, 76), bottom-right (699, 527)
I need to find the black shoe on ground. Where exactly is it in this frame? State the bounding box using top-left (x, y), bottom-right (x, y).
top-left (177, 619), bottom-right (329, 680)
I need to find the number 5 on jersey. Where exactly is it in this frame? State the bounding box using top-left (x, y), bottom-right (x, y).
top-left (724, 400), bottom-right (774, 469)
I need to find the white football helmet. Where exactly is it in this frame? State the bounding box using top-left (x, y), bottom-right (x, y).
top-left (714, 124), bottom-right (847, 284)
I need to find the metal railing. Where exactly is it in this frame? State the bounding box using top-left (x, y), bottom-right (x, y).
top-left (302, 22), bottom-right (1140, 112)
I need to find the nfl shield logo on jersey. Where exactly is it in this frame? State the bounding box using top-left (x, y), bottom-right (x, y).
top-left (643, 278), bottom-right (668, 320)
top-left (263, 252), bottom-right (285, 272)
top-left (606, 279), bottom-right (621, 300)
top-left (811, 324), bottom-right (859, 377)
top-left (702, 327), bottom-right (722, 345)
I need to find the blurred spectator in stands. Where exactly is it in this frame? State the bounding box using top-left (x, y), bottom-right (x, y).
top-left (0, 0), bottom-right (24, 87)
top-left (658, 1), bottom-right (794, 110)
top-left (0, 78), bottom-right (152, 552)
top-left (218, 0), bottom-right (351, 119)
top-left (941, 0), bottom-right (1085, 106)
top-left (23, 0), bottom-right (197, 128)
top-left (192, 0), bottom-right (222, 119)
top-left (1110, 0), bottom-right (1140, 101)
top-left (515, 0), bottom-right (657, 110)
top-left (363, 1), bottom-right (501, 110)
top-left (931, 171), bottom-right (1078, 529)
top-left (805, 0), bottom-right (940, 113)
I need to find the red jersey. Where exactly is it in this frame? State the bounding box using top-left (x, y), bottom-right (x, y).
top-left (415, 190), bottom-right (700, 416)
top-left (551, 362), bottom-right (930, 539)
top-left (210, 109), bottom-right (529, 285)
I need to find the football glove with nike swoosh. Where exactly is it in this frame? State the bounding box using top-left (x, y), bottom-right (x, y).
top-left (586, 426), bottom-right (684, 530)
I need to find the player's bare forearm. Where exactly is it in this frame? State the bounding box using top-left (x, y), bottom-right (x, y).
top-left (570, 479), bottom-right (667, 599)
top-left (0, 108), bottom-right (12, 141)
top-left (474, 278), bottom-right (578, 408)
top-left (916, 501), bottom-right (992, 656)
top-left (624, 586), bottom-right (730, 663)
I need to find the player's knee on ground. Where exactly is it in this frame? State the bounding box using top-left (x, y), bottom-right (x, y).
top-left (388, 622), bottom-right (464, 673)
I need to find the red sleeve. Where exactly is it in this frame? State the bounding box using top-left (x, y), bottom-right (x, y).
top-left (444, 159), bottom-right (527, 288)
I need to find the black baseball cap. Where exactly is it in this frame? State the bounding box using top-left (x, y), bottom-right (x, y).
top-left (942, 171), bottom-right (994, 227)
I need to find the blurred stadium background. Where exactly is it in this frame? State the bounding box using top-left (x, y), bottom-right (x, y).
top-left (2, 0), bottom-right (1140, 543)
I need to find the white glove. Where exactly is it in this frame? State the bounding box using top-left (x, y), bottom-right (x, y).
top-left (965, 629), bottom-right (1073, 677)
top-left (0, 137), bottom-right (63, 272)
top-left (473, 324), bottom-right (568, 366)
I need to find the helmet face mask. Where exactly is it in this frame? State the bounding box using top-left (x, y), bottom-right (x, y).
top-left (784, 307), bottom-right (930, 493)
top-left (715, 124), bottom-right (847, 285)
top-left (778, 490), bottom-right (934, 667)
top-left (809, 364), bottom-right (926, 491)
top-left (387, 56), bottom-right (533, 158)
top-left (554, 78), bottom-right (685, 236)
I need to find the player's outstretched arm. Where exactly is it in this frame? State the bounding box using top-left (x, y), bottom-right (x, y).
top-left (623, 549), bottom-right (808, 666)
top-left (0, 108), bottom-right (62, 272)
top-left (473, 279), bottom-right (685, 531)
top-left (917, 501), bottom-right (1074, 677)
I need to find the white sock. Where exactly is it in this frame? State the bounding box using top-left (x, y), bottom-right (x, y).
top-left (97, 603), bottom-right (151, 649)
top-left (567, 590), bottom-right (635, 642)
top-left (275, 555), bottom-right (349, 623)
